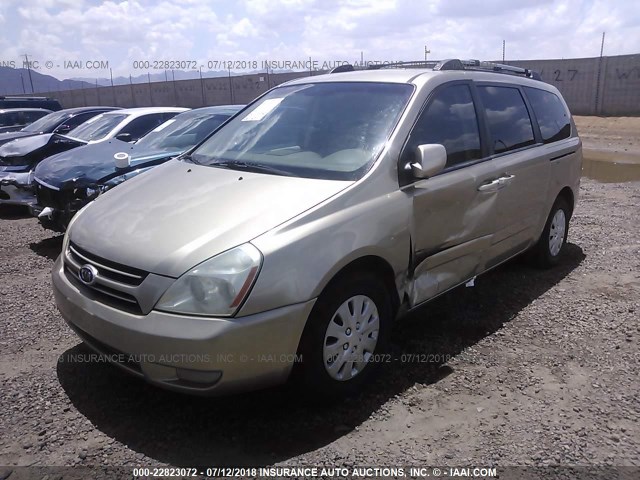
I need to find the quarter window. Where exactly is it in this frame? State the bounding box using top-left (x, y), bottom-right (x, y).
top-left (524, 87), bottom-right (571, 144)
top-left (402, 84), bottom-right (481, 169)
top-left (477, 86), bottom-right (535, 154)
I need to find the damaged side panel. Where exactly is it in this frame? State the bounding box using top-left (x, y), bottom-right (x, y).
top-left (405, 159), bottom-right (502, 307)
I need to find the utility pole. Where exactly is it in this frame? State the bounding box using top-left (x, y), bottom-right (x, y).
top-left (424, 45), bottom-right (430, 61)
top-left (502, 40), bottom-right (506, 62)
top-left (594, 31), bottom-right (606, 114)
top-left (23, 54), bottom-right (35, 93)
top-left (20, 73), bottom-right (26, 94)
top-left (199, 66), bottom-right (205, 106)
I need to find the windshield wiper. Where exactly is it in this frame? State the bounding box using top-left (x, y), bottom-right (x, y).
top-left (180, 153), bottom-right (199, 165)
top-left (209, 160), bottom-right (298, 177)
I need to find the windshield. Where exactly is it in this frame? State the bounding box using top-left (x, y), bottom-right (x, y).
top-left (67, 113), bottom-right (128, 142)
top-left (22, 110), bottom-right (69, 133)
top-left (190, 82), bottom-right (413, 180)
top-left (136, 113), bottom-right (231, 152)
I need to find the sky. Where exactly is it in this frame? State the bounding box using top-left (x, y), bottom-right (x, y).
top-left (0, 0), bottom-right (639, 80)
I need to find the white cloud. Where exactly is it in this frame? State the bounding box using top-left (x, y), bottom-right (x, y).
top-left (2, 0), bottom-right (639, 80)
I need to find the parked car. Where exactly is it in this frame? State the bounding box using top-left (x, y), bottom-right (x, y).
top-left (0, 108), bottom-right (52, 134)
top-left (0, 106), bottom-right (120, 147)
top-left (33, 105), bottom-right (242, 231)
top-left (0, 107), bottom-right (186, 207)
top-left (52, 60), bottom-right (582, 397)
top-left (0, 96), bottom-right (62, 111)
top-left (64, 107), bottom-right (188, 145)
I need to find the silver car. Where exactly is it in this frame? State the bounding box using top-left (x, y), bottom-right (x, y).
top-left (52, 60), bottom-right (582, 397)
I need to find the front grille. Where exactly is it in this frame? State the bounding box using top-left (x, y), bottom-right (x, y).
top-left (36, 183), bottom-right (66, 209)
top-left (64, 242), bottom-right (149, 314)
top-left (68, 242), bottom-right (147, 286)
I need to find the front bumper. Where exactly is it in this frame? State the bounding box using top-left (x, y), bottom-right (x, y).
top-left (52, 255), bottom-right (315, 395)
top-left (0, 171), bottom-right (36, 206)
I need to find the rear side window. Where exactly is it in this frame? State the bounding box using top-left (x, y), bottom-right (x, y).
top-left (0, 112), bottom-right (20, 127)
top-left (478, 86), bottom-right (535, 154)
top-left (524, 87), bottom-right (571, 144)
top-left (23, 111), bottom-right (50, 123)
top-left (402, 84), bottom-right (481, 169)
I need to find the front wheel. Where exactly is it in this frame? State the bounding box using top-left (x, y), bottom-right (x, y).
top-left (296, 272), bottom-right (392, 399)
top-left (529, 197), bottom-right (570, 268)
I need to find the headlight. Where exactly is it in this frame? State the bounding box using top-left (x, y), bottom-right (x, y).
top-left (155, 243), bottom-right (262, 316)
top-left (101, 167), bottom-right (153, 192)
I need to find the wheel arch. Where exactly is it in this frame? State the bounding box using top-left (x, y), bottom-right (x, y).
top-left (557, 186), bottom-right (575, 218)
top-left (317, 255), bottom-right (402, 316)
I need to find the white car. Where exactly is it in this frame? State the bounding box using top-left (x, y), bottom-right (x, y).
top-left (65, 107), bottom-right (189, 144)
top-left (0, 107), bottom-right (188, 206)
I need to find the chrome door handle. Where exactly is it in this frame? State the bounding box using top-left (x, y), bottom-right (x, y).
top-left (497, 174), bottom-right (515, 187)
top-left (478, 179), bottom-right (501, 191)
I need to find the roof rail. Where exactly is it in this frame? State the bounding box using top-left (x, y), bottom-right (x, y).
top-left (460, 60), bottom-right (542, 80)
top-left (0, 96), bottom-right (53, 100)
top-left (328, 59), bottom-right (541, 80)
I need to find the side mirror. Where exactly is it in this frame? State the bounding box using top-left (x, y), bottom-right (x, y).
top-left (410, 144), bottom-right (447, 179)
top-left (115, 132), bottom-right (132, 142)
top-left (54, 124), bottom-right (72, 134)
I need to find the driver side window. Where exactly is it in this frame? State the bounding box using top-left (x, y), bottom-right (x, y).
top-left (401, 84), bottom-right (482, 175)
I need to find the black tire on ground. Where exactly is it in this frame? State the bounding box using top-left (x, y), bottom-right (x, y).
top-left (295, 271), bottom-right (393, 399)
top-left (529, 196), bottom-right (571, 269)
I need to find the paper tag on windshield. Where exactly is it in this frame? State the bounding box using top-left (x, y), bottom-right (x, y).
top-left (151, 119), bottom-right (175, 132)
top-left (241, 98), bottom-right (283, 121)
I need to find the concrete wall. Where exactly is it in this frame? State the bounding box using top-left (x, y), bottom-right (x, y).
top-left (26, 54), bottom-right (640, 116)
top-left (508, 53), bottom-right (639, 115)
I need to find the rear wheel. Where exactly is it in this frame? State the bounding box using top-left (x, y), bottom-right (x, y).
top-left (530, 197), bottom-right (570, 268)
top-left (296, 272), bottom-right (392, 399)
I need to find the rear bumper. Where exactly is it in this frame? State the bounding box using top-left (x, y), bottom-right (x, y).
top-left (52, 255), bottom-right (315, 395)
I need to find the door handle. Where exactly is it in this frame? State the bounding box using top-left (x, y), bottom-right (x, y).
top-left (478, 174), bottom-right (515, 192)
top-left (497, 174), bottom-right (515, 187)
top-left (477, 179), bottom-right (501, 191)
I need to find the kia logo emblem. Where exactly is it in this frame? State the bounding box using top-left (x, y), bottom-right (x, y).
top-left (78, 264), bottom-right (98, 286)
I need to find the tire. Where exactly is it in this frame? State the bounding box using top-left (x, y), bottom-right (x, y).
top-left (530, 197), bottom-right (570, 268)
top-left (296, 271), bottom-right (392, 399)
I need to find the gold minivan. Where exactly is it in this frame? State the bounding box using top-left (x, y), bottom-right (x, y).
top-left (52, 60), bottom-right (582, 397)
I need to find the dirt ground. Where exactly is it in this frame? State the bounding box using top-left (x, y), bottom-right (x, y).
top-left (574, 116), bottom-right (640, 156)
top-left (0, 118), bottom-right (639, 479)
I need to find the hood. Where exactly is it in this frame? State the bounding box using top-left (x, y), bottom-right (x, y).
top-left (34, 139), bottom-right (181, 189)
top-left (0, 130), bottom-right (36, 147)
top-left (69, 160), bottom-right (350, 277)
top-left (0, 134), bottom-right (85, 170)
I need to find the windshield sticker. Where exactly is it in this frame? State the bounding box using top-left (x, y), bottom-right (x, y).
top-left (151, 119), bottom-right (176, 132)
top-left (241, 98), bottom-right (283, 122)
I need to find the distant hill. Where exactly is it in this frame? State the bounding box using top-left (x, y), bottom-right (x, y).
top-left (0, 66), bottom-right (298, 95)
top-left (69, 69), bottom-right (236, 87)
top-left (0, 66), bottom-right (95, 95)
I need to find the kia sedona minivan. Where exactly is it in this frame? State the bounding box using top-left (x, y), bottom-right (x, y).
top-left (52, 60), bottom-right (582, 397)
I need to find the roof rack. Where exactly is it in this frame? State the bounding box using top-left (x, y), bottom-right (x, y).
top-left (329, 59), bottom-right (541, 80)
